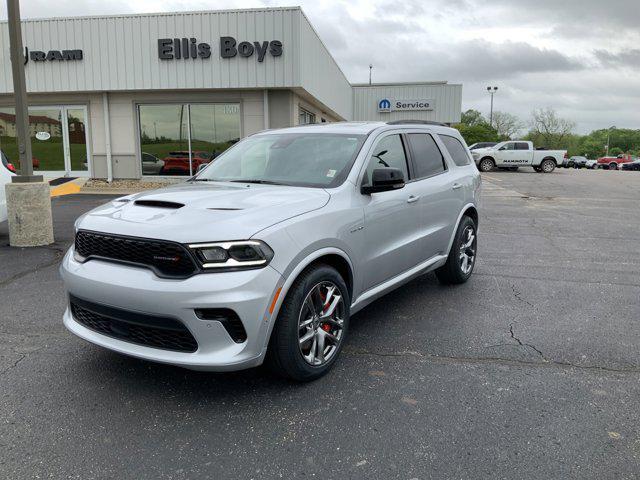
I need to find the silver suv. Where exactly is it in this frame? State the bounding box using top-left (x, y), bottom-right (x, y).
top-left (61, 121), bottom-right (480, 381)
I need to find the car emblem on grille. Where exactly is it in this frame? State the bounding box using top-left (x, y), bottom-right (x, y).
top-left (153, 255), bottom-right (181, 262)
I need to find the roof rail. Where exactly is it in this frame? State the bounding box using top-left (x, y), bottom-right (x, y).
top-left (386, 120), bottom-right (447, 126)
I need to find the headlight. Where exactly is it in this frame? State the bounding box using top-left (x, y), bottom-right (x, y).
top-left (188, 240), bottom-right (274, 271)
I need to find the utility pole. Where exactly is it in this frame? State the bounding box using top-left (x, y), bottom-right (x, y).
top-left (487, 86), bottom-right (498, 126)
top-left (5, 0), bottom-right (54, 246)
top-left (606, 126), bottom-right (616, 156)
top-left (369, 64), bottom-right (373, 85)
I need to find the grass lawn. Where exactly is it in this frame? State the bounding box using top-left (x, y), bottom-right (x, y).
top-left (0, 136), bottom-right (87, 171)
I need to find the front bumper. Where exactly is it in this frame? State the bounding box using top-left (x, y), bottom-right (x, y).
top-left (60, 247), bottom-right (284, 371)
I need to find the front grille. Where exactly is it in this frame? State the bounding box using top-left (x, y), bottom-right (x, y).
top-left (70, 295), bottom-right (198, 352)
top-left (195, 308), bottom-right (247, 343)
top-left (75, 230), bottom-right (198, 278)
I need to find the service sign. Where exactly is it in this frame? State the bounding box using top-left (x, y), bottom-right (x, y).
top-left (378, 98), bottom-right (435, 112)
top-left (35, 131), bottom-right (51, 141)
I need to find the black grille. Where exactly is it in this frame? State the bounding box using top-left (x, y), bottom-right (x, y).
top-left (75, 230), bottom-right (198, 278)
top-left (195, 308), bottom-right (247, 343)
top-left (70, 295), bottom-right (198, 352)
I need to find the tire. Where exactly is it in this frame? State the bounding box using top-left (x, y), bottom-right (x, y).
top-left (267, 264), bottom-right (350, 382)
top-left (609, 162), bottom-right (617, 170)
top-left (436, 216), bottom-right (477, 285)
top-left (478, 158), bottom-right (495, 172)
top-left (540, 158), bottom-right (556, 173)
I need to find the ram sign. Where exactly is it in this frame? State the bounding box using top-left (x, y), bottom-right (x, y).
top-left (377, 98), bottom-right (435, 112)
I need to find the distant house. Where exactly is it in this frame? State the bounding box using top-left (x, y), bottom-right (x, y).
top-left (0, 112), bottom-right (62, 138)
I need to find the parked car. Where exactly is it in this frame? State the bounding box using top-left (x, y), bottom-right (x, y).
top-left (620, 158), bottom-right (640, 171)
top-left (141, 152), bottom-right (164, 175)
top-left (597, 153), bottom-right (633, 170)
top-left (569, 156), bottom-right (597, 169)
top-left (472, 141), bottom-right (567, 173)
top-left (61, 121), bottom-right (481, 381)
top-left (0, 150), bottom-right (40, 172)
top-left (160, 151), bottom-right (213, 175)
top-left (1, 151), bottom-right (15, 223)
top-left (468, 142), bottom-right (497, 151)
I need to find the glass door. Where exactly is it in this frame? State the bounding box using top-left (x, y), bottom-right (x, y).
top-left (65, 107), bottom-right (90, 175)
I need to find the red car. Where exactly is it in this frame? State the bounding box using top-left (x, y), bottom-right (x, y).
top-left (160, 151), bottom-right (213, 175)
top-left (597, 153), bottom-right (633, 170)
top-left (0, 150), bottom-right (40, 172)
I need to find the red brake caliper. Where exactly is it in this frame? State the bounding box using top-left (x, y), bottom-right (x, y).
top-left (320, 289), bottom-right (331, 332)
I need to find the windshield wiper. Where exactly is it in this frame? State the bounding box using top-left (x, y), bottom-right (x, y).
top-left (228, 179), bottom-right (284, 185)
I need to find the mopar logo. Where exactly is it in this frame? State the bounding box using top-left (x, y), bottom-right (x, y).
top-left (153, 255), bottom-right (181, 262)
top-left (378, 99), bottom-right (391, 112)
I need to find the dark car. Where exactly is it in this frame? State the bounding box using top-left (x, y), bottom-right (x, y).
top-left (621, 159), bottom-right (640, 171)
top-left (468, 142), bottom-right (497, 151)
top-left (160, 151), bottom-right (213, 175)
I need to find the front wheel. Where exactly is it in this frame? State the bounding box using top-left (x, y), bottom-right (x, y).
top-left (609, 163), bottom-right (618, 170)
top-left (436, 216), bottom-right (477, 285)
top-left (478, 158), bottom-right (495, 172)
top-left (267, 264), bottom-right (350, 382)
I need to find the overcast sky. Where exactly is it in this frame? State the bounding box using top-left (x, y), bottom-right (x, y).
top-left (2, 0), bottom-right (638, 133)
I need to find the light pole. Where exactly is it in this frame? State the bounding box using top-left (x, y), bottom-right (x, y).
top-left (369, 64), bottom-right (373, 85)
top-left (5, 0), bottom-right (54, 246)
top-left (487, 86), bottom-right (498, 126)
top-left (606, 126), bottom-right (616, 156)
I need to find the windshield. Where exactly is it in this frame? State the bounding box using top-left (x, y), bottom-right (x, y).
top-left (195, 132), bottom-right (367, 187)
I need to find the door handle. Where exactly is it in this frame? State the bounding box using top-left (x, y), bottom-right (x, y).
top-left (407, 195), bottom-right (420, 203)
top-left (452, 183), bottom-right (463, 190)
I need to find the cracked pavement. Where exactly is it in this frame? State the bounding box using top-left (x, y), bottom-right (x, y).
top-left (1, 170), bottom-right (639, 479)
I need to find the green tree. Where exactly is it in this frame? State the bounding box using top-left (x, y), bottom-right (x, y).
top-left (454, 109), bottom-right (499, 145)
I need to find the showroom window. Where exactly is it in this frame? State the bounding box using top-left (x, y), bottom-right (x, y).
top-left (299, 108), bottom-right (316, 125)
top-left (138, 103), bottom-right (241, 176)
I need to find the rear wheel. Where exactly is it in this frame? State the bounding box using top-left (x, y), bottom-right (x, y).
top-left (267, 264), bottom-right (349, 382)
top-left (436, 216), bottom-right (477, 285)
top-left (478, 158), bottom-right (495, 172)
top-left (540, 158), bottom-right (556, 173)
top-left (609, 162), bottom-right (617, 170)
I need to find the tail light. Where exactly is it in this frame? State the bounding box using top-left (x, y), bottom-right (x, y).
top-left (7, 163), bottom-right (16, 172)
top-left (564, 152), bottom-right (568, 158)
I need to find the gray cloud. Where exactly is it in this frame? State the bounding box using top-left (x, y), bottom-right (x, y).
top-left (594, 49), bottom-right (640, 69)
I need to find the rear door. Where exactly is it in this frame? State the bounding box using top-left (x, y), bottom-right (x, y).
top-left (514, 142), bottom-right (533, 165)
top-left (404, 131), bottom-right (461, 260)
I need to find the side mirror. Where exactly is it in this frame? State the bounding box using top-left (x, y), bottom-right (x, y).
top-left (361, 168), bottom-right (405, 194)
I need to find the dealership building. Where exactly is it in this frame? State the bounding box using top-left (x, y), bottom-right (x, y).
top-left (0, 8), bottom-right (462, 179)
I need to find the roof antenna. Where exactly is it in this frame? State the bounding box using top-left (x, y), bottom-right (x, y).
top-left (369, 64), bottom-right (373, 85)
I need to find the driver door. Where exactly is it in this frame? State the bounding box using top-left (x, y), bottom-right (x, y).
top-left (496, 142), bottom-right (518, 166)
top-left (359, 133), bottom-right (425, 290)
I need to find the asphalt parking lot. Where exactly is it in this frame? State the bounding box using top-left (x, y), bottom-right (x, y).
top-left (1, 168), bottom-right (639, 479)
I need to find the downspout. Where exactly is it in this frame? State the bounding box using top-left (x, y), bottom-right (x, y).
top-left (263, 90), bottom-right (269, 130)
top-left (102, 92), bottom-right (113, 183)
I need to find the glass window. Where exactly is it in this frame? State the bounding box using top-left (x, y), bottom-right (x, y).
top-left (407, 133), bottom-right (446, 178)
top-left (499, 142), bottom-right (515, 151)
top-left (440, 134), bottom-right (471, 167)
top-left (138, 104), bottom-right (240, 176)
top-left (197, 133), bottom-right (366, 188)
top-left (67, 108), bottom-right (88, 172)
top-left (515, 142), bottom-right (530, 150)
top-left (298, 108), bottom-right (316, 125)
top-left (362, 134), bottom-right (409, 187)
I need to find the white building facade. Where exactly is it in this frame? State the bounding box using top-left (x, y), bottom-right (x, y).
top-left (0, 8), bottom-right (462, 179)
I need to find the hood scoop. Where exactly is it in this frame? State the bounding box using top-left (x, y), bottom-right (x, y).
top-left (134, 199), bottom-right (185, 209)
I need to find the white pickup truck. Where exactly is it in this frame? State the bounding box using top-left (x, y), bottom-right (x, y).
top-left (471, 140), bottom-right (566, 173)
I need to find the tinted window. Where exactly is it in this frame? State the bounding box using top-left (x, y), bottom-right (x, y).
top-left (363, 134), bottom-right (409, 186)
top-left (407, 133), bottom-right (446, 178)
top-left (440, 134), bottom-right (471, 167)
top-left (515, 142), bottom-right (530, 150)
top-left (500, 143), bottom-right (515, 151)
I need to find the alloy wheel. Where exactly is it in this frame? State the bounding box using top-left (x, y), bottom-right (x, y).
top-left (297, 281), bottom-right (345, 366)
top-left (459, 226), bottom-right (476, 275)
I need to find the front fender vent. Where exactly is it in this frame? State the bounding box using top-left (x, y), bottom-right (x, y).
top-left (134, 200), bottom-right (184, 209)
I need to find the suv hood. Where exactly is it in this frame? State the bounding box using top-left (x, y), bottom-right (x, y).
top-left (77, 182), bottom-right (330, 243)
